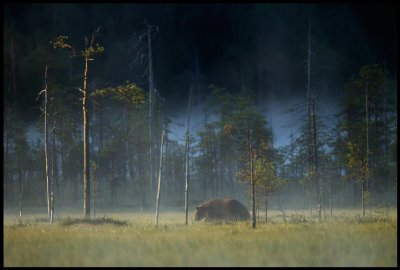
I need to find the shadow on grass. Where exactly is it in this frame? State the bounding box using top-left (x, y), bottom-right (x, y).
top-left (59, 216), bottom-right (128, 226)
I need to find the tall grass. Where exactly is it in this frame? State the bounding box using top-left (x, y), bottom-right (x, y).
top-left (4, 209), bottom-right (397, 267)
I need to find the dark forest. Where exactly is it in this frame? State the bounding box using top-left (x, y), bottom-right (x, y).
top-left (3, 3), bottom-right (397, 220)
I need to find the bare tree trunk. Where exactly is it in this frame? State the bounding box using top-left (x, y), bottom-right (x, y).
top-left (211, 130), bottom-right (217, 198)
top-left (50, 185), bottom-right (54, 224)
top-left (147, 23), bottom-right (155, 194)
top-left (83, 57), bottom-right (90, 219)
top-left (139, 148), bottom-right (146, 211)
top-left (382, 64), bottom-right (388, 194)
top-left (274, 194), bottom-right (286, 222)
top-left (362, 180), bottom-right (365, 217)
top-left (4, 131), bottom-right (10, 204)
top-left (60, 120), bottom-right (65, 191)
top-left (73, 173), bottom-right (78, 203)
top-left (229, 157), bottom-right (234, 193)
top-left (42, 65), bottom-right (51, 219)
top-left (184, 85), bottom-right (193, 225)
top-left (111, 159), bottom-right (115, 206)
top-left (311, 96), bottom-right (321, 222)
top-left (51, 114), bottom-right (59, 214)
top-left (329, 184), bottom-right (333, 216)
top-left (97, 105), bottom-right (103, 201)
top-left (365, 77), bottom-right (369, 195)
top-left (123, 103), bottom-right (134, 184)
top-left (264, 183), bottom-right (268, 223)
top-left (306, 19), bottom-right (315, 217)
top-left (307, 18), bottom-right (312, 172)
top-left (202, 148), bottom-right (206, 200)
top-left (10, 36), bottom-right (17, 104)
top-left (248, 127), bottom-right (256, 229)
top-left (18, 161), bottom-right (23, 219)
top-left (93, 164), bottom-right (97, 219)
top-left (163, 132), bottom-right (168, 196)
top-left (155, 130), bottom-right (165, 227)
top-left (99, 105), bottom-right (103, 151)
top-left (50, 123), bottom-right (55, 224)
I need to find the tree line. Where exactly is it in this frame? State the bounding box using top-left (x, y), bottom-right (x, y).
top-left (3, 8), bottom-right (397, 225)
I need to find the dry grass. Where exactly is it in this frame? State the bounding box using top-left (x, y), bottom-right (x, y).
top-left (3, 208), bottom-right (397, 267)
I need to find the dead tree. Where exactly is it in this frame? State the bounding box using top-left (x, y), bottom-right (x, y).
top-left (36, 65), bottom-right (51, 219)
top-left (18, 160), bottom-right (23, 219)
top-left (248, 127), bottom-right (256, 229)
top-left (155, 130), bottom-right (166, 227)
top-left (123, 102), bottom-right (134, 188)
top-left (91, 162), bottom-right (98, 219)
top-left (184, 85), bottom-right (193, 225)
top-left (129, 21), bottom-right (158, 197)
top-left (311, 96), bottom-right (321, 222)
top-left (146, 21), bottom-right (158, 194)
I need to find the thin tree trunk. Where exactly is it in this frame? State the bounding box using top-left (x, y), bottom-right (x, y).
top-left (362, 180), bottom-right (365, 217)
top-left (52, 118), bottom-right (59, 208)
top-left (249, 127), bottom-right (256, 229)
top-left (307, 18), bottom-right (313, 176)
top-left (123, 103), bottom-right (134, 183)
top-left (185, 85), bottom-right (193, 225)
top-left (73, 173), bottom-right (78, 202)
top-left (50, 124), bottom-right (55, 224)
top-left (382, 85), bottom-right (387, 194)
top-left (18, 161), bottom-right (23, 219)
top-left (229, 157), bottom-right (234, 193)
top-left (382, 63), bottom-right (388, 194)
top-left (10, 36), bottom-right (17, 104)
top-left (274, 194), bottom-right (286, 222)
top-left (60, 120), bottom-right (65, 190)
top-left (93, 164), bottom-right (96, 219)
top-left (155, 130), bottom-right (165, 227)
top-left (311, 96), bottom-right (321, 222)
top-left (97, 105), bottom-right (103, 201)
top-left (306, 19), bottom-right (314, 217)
top-left (329, 184), bottom-right (333, 216)
top-left (164, 131), bottom-right (168, 196)
top-left (43, 65), bottom-right (51, 219)
top-left (140, 148), bottom-right (146, 210)
top-left (4, 132), bottom-right (9, 204)
top-left (111, 160), bottom-right (115, 205)
top-left (148, 23), bottom-right (154, 194)
top-left (365, 78), bottom-right (369, 193)
top-left (99, 105), bottom-right (103, 151)
top-left (265, 185), bottom-right (268, 223)
top-left (202, 148), bottom-right (206, 200)
top-left (83, 57), bottom-right (90, 219)
top-left (171, 152), bottom-right (176, 200)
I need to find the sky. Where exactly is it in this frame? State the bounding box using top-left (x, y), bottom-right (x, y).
top-left (4, 3), bottom-right (397, 147)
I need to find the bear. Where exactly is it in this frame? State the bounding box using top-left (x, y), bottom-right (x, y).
top-left (194, 198), bottom-right (250, 222)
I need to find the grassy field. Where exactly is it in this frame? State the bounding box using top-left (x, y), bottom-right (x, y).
top-left (3, 207), bottom-right (397, 267)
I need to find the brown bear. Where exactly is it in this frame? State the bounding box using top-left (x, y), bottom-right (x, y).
top-left (194, 198), bottom-right (250, 222)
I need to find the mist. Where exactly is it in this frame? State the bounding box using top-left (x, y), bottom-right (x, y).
top-left (4, 3), bottom-right (397, 216)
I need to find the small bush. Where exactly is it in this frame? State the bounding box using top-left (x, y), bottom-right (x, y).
top-left (9, 218), bottom-right (30, 229)
top-left (59, 216), bottom-right (128, 226)
top-left (344, 214), bottom-right (391, 224)
top-left (288, 214), bottom-right (309, 224)
top-left (34, 217), bottom-right (51, 223)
